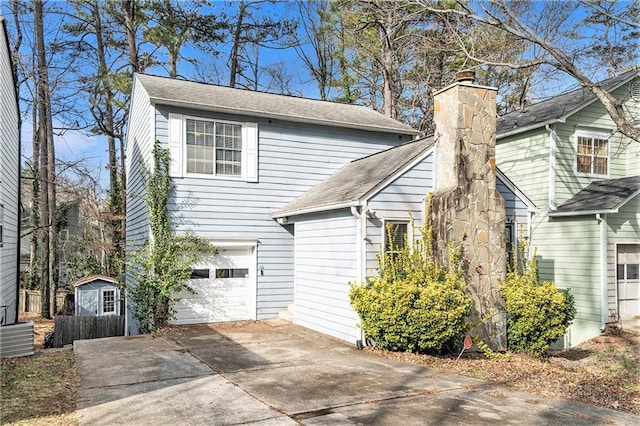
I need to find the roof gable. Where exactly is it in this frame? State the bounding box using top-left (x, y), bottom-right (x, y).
top-left (272, 137), bottom-right (434, 218)
top-left (550, 175), bottom-right (640, 216)
top-left (135, 74), bottom-right (420, 135)
top-left (73, 275), bottom-right (118, 287)
top-left (497, 70), bottom-right (638, 138)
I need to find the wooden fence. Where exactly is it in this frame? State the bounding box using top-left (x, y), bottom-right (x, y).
top-left (53, 315), bottom-right (125, 348)
top-left (19, 290), bottom-right (68, 313)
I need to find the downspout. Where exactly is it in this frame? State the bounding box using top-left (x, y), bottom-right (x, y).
top-left (546, 124), bottom-right (557, 211)
top-left (351, 205), bottom-right (367, 347)
top-left (595, 213), bottom-right (608, 331)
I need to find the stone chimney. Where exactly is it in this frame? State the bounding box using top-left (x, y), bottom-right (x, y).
top-left (430, 71), bottom-right (507, 350)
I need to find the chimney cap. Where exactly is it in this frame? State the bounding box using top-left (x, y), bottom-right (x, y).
top-left (455, 70), bottom-right (476, 83)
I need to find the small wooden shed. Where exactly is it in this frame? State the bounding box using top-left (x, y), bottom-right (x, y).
top-left (73, 275), bottom-right (120, 317)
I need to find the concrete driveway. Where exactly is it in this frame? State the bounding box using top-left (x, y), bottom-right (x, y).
top-left (75, 320), bottom-right (639, 425)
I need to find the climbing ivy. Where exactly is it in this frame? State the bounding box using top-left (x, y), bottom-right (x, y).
top-left (127, 141), bottom-right (215, 333)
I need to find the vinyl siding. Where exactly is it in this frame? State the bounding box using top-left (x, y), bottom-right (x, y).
top-left (496, 130), bottom-right (549, 210)
top-left (0, 24), bottom-right (20, 326)
top-left (154, 104), bottom-right (409, 319)
top-left (496, 178), bottom-right (531, 240)
top-left (365, 154), bottom-right (433, 274)
top-left (606, 196), bottom-right (640, 315)
top-left (294, 210), bottom-right (359, 343)
top-left (496, 78), bottom-right (640, 347)
top-left (75, 281), bottom-right (120, 317)
top-left (124, 78), bottom-right (154, 334)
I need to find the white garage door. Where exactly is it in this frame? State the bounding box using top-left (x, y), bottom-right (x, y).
top-left (171, 247), bottom-right (255, 325)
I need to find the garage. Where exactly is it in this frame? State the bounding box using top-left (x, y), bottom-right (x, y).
top-left (171, 246), bottom-right (256, 325)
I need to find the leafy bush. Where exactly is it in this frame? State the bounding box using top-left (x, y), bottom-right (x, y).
top-left (501, 248), bottom-right (576, 356)
top-left (349, 215), bottom-right (473, 354)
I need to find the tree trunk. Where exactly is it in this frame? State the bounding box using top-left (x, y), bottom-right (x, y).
top-left (93, 0), bottom-right (123, 277)
top-left (229, 1), bottom-right (246, 88)
top-left (122, 0), bottom-right (140, 73)
top-left (380, 7), bottom-right (396, 119)
top-left (34, 0), bottom-right (51, 318)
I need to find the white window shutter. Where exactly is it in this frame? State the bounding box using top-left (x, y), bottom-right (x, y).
top-left (243, 122), bottom-right (258, 182)
top-left (168, 113), bottom-right (183, 177)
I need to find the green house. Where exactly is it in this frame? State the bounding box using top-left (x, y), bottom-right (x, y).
top-left (496, 70), bottom-right (640, 347)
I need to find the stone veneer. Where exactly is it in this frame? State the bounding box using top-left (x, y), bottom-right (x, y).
top-left (430, 77), bottom-right (508, 350)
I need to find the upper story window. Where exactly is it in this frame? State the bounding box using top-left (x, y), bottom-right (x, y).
top-left (186, 119), bottom-right (242, 176)
top-left (169, 113), bottom-right (258, 182)
top-left (576, 132), bottom-right (609, 176)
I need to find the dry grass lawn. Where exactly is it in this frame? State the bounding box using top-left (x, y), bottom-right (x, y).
top-left (1, 313), bottom-right (78, 426)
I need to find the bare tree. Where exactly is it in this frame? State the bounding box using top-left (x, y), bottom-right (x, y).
top-left (415, 0), bottom-right (640, 142)
top-left (228, 0), bottom-right (296, 89)
top-left (33, 0), bottom-right (57, 317)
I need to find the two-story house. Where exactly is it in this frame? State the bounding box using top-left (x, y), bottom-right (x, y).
top-left (125, 73), bottom-right (534, 344)
top-left (496, 69), bottom-right (640, 346)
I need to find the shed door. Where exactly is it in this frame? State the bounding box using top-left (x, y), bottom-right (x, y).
top-left (79, 290), bottom-right (98, 317)
top-left (171, 248), bottom-right (255, 325)
top-left (617, 244), bottom-right (640, 319)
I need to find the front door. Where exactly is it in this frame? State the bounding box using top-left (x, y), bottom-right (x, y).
top-left (617, 244), bottom-right (640, 319)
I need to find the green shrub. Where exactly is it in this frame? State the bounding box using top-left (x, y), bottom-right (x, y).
top-left (349, 214), bottom-right (473, 354)
top-left (501, 248), bottom-right (576, 356)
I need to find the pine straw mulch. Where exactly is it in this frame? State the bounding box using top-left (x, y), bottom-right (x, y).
top-left (366, 328), bottom-right (640, 415)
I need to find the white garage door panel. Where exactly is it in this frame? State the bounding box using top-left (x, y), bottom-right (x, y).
top-left (171, 248), bottom-right (254, 325)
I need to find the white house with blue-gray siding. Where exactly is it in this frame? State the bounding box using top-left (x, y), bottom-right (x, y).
top-left (125, 74), bottom-right (420, 335)
top-left (125, 74), bottom-right (536, 343)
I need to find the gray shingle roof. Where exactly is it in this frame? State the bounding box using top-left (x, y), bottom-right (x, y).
top-left (552, 175), bottom-right (640, 216)
top-left (136, 74), bottom-right (420, 135)
top-left (272, 137), bottom-right (434, 218)
top-left (497, 70), bottom-right (638, 137)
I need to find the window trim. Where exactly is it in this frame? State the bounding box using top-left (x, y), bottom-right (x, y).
top-left (100, 288), bottom-right (118, 316)
top-left (182, 114), bottom-right (246, 181)
top-left (574, 129), bottom-right (611, 178)
top-left (382, 219), bottom-right (411, 255)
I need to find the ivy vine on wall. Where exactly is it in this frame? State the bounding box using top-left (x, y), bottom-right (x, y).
top-left (127, 141), bottom-right (215, 333)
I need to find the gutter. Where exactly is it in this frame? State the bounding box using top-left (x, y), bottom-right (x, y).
top-left (546, 124), bottom-right (557, 211)
top-left (350, 205), bottom-right (368, 347)
top-left (595, 214), bottom-right (608, 331)
top-left (549, 208), bottom-right (619, 217)
top-left (272, 201), bottom-right (358, 220)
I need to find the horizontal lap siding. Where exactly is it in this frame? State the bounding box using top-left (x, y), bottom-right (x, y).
top-left (496, 178), bottom-right (531, 243)
top-left (294, 211), bottom-right (359, 343)
top-left (124, 82), bottom-right (154, 334)
top-left (533, 213), bottom-right (602, 346)
top-left (496, 131), bottom-right (549, 210)
top-left (0, 28), bottom-right (20, 325)
top-left (606, 197), bottom-right (640, 315)
top-left (365, 155), bottom-right (433, 275)
top-left (155, 105), bottom-right (406, 319)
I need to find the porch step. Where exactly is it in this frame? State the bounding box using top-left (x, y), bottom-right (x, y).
top-left (277, 304), bottom-right (295, 323)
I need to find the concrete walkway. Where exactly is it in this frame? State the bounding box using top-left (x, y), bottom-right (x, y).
top-left (75, 321), bottom-right (639, 425)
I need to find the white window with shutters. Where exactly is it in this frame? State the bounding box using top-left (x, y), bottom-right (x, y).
top-left (168, 113), bottom-right (258, 182)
